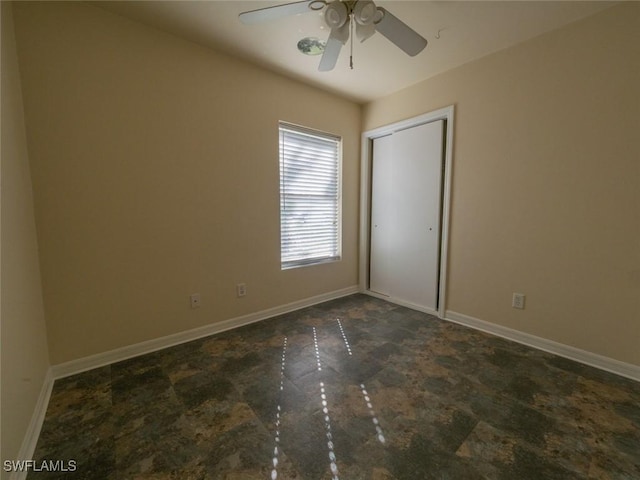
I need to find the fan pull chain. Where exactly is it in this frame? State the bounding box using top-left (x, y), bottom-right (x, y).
top-left (349, 15), bottom-right (354, 69)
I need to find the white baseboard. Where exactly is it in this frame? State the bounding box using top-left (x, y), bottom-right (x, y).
top-left (10, 368), bottom-right (55, 480)
top-left (52, 286), bottom-right (359, 380)
top-left (445, 310), bottom-right (640, 382)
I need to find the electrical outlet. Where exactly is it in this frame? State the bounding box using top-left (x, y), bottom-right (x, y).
top-left (512, 293), bottom-right (525, 310)
top-left (190, 293), bottom-right (201, 309)
top-left (236, 283), bottom-right (247, 297)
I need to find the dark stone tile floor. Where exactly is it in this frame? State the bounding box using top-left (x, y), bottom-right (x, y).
top-left (29, 294), bottom-right (640, 479)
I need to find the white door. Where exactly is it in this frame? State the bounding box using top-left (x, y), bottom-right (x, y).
top-left (370, 134), bottom-right (394, 297)
top-left (369, 120), bottom-right (444, 310)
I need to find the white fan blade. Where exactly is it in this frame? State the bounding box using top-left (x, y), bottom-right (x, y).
top-left (239, 1), bottom-right (315, 25)
top-left (374, 7), bottom-right (427, 56)
top-left (318, 23), bottom-right (349, 71)
top-left (318, 33), bottom-right (342, 71)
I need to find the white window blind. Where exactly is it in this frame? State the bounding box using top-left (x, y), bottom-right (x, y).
top-left (279, 123), bottom-right (341, 269)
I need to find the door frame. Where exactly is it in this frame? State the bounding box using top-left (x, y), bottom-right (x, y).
top-left (359, 105), bottom-right (455, 318)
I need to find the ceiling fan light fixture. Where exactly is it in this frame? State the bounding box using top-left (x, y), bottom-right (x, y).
top-left (372, 6), bottom-right (385, 25)
top-left (353, 0), bottom-right (376, 25)
top-left (324, 1), bottom-right (348, 28)
top-left (297, 37), bottom-right (326, 55)
top-left (309, 0), bottom-right (326, 11)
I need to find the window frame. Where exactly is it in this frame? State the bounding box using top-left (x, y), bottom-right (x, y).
top-left (278, 121), bottom-right (342, 270)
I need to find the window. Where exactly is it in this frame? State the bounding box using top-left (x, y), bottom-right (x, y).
top-left (279, 122), bottom-right (341, 269)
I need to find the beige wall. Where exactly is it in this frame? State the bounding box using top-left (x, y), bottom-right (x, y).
top-left (1, 2), bottom-right (51, 470)
top-left (12, 2), bottom-right (361, 364)
top-left (365, 3), bottom-right (640, 365)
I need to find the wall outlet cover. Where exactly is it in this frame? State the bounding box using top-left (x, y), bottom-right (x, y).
top-left (190, 293), bottom-right (201, 309)
top-left (512, 293), bottom-right (525, 310)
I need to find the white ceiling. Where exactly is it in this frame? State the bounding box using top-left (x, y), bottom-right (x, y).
top-left (95, 1), bottom-right (615, 103)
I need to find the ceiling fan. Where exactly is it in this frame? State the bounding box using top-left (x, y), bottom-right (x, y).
top-left (239, 0), bottom-right (428, 71)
